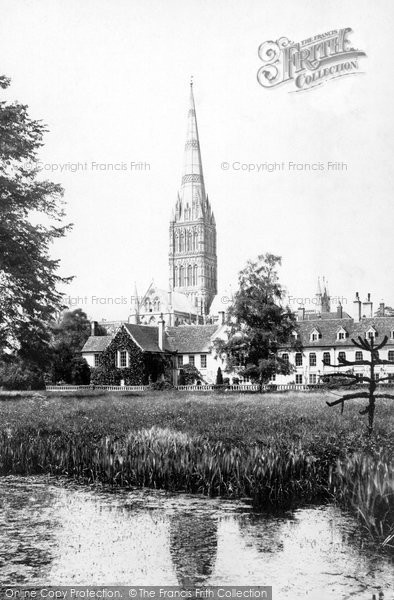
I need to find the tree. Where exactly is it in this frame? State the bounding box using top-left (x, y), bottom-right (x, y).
top-left (48, 309), bottom-right (100, 383)
top-left (0, 75), bottom-right (71, 364)
top-left (325, 335), bottom-right (394, 434)
top-left (216, 367), bottom-right (223, 385)
top-left (214, 254), bottom-right (300, 388)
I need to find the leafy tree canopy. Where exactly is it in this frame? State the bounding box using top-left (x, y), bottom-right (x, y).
top-left (214, 253), bottom-right (301, 384)
top-left (0, 75), bottom-right (71, 362)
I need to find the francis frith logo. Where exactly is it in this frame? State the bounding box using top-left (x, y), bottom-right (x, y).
top-left (257, 28), bottom-right (366, 92)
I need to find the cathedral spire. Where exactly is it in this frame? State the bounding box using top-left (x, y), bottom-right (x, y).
top-left (178, 80), bottom-right (207, 216)
top-left (169, 82), bottom-right (217, 316)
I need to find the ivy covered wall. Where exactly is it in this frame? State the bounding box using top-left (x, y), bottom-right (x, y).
top-left (90, 326), bottom-right (172, 385)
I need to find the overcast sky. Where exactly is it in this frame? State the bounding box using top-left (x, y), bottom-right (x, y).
top-left (1, 0), bottom-right (393, 320)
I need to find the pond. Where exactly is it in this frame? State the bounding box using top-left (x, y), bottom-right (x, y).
top-left (0, 476), bottom-right (392, 599)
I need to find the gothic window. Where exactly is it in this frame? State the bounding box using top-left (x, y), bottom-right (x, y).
top-left (180, 265), bottom-right (185, 286)
top-left (193, 231), bottom-right (198, 251)
top-left (180, 231), bottom-right (185, 252)
top-left (187, 265), bottom-right (192, 286)
top-left (187, 231), bottom-right (192, 251)
top-left (193, 264), bottom-right (197, 286)
top-left (178, 233), bottom-right (182, 253)
top-left (174, 267), bottom-right (177, 288)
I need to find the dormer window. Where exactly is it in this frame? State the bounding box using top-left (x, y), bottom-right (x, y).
top-left (310, 328), bottom-right (321, 342)
top-left (366, 327), bottom-right (378, 340)
top-left (336, 327), bottom-right (348, 341)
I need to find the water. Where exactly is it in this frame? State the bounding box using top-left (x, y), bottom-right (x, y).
top-left (0, 476), bottom-right (393, 599)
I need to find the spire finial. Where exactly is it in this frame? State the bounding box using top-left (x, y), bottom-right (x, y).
top-left (190, 75), bottom-right (194, 87)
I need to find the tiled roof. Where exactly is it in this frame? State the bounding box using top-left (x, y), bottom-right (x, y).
top-left (124, 323), bottom-right (163, 353)
top-left (81, 336), bottom-right (113, 352)
top-left (166, 325), bottom-right (220, 353)
top-left (303, 311), bottom-right (352, 320)
top-left (297, 316), bottom-right (394, 347)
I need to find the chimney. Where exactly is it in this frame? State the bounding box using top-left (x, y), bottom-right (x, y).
top-left (158, 313), bottom-right (165, 351)
top-left (353, 292), bottom-right (361, 322)
top-left (91, 321), bottom-right (98, 336)
top-left (297, 307), bottom-right (305, 321)
top-left (379, 301), bottom-right (385, 316)
top-left (362, 293), bottom-right (373, 318)
top-left (218, 310), bottom-right (225, 325)
top-left (336, 303), bottom-right (343, 319)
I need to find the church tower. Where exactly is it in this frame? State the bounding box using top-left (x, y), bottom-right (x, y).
top-left (169, 82), bottom-right (217, 315)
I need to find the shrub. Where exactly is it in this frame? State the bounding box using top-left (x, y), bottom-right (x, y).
top-left (216, 367), bottom-right (223, 385)
top-left (0, 361), bottom-right (45, 390)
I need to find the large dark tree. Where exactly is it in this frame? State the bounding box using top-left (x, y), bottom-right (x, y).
top-left (49, 309), bottom-right (102, 384)
top-left (0, 75), bottom-right (71, 364)
top-left (215, 253), bottom-right (300, 387)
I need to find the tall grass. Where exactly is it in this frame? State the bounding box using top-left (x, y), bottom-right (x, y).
top-left (0, 391), bottom-right (392, 547)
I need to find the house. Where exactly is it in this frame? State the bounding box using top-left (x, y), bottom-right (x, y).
top-left (273, 294), bottom-right (394, 385)
top-left (81, 318), bottom-right (233, 385)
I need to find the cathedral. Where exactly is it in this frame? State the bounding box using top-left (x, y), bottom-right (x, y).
top-left (130, 82), bottom-right (218, 327)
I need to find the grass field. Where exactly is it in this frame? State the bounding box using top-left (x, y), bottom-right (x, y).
top-left (0, 389), bottom-right (393, 547)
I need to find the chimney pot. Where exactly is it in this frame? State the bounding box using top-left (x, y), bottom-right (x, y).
top-left (91, 321), bottom-right (98, 336)
top-left (297, 307), bottom-right (305, 321)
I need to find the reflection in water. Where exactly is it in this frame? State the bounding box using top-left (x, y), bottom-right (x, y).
top-left (0, 476), bottom-right (393, 599)
top-left (169, 512), bottom-right (217, 587)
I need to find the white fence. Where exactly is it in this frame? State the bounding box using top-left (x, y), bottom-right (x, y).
top-left (45, 383), bottom-right (324, 393)
top-left (45, 385), bottom-right (149, 392)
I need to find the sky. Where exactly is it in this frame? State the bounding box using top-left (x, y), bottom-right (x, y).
top-left (1, 0), bottom-right (393, 320)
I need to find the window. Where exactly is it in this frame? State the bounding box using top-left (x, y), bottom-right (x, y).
top-left (271, 373), bottom-right (276, 381)
top-left (295, 353), bottom-right (303, 366)
top-left (177, 355), bottom-right (183, 368)
top-left (337, 332), bottom-right (345, 340)
top-left (388, 351), bottom-right (394, 362)
top-left (310, 329), bottom-right (321, 342)
top-left (323, 352), bottom-right (330, 365)
top-left (119, 350), bottom-right (128, 368)
top-left (391, 331), bottom-right (394, 340)
top-left (282, 353), bottom-right (289, 363)
top-left (309, 353), bottom-right (317, 366)
top-left (309, 374), bottom-right (317, 384)
top-left (338, 351), bottom-right (346, 363)
top-left (200, 354), bottom-right (207, 369)
top-left (355, 351), bottom-right (363, 362)
top-left (366, 328), bottom-right (377, 340)
top-left (94, 353), bottom-right (101, 367)
top-left (295, 374), bottom-right (303, 384)
top-left (188, 355), bottom-right (195, 366)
